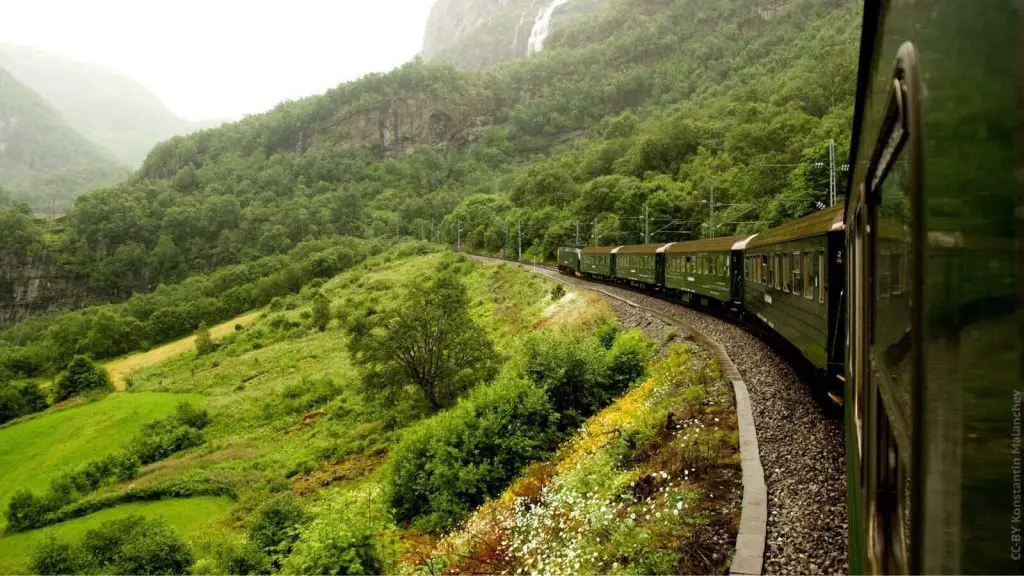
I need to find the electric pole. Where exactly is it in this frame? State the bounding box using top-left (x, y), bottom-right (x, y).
top-left (457, 220), bottom-right (462, 252)
top-left (576, 220), bottom-right (580, 247)
top-left (710, 187), bottom-right (715, 239)
top-left (644, 204), bottom-right (650, 244)
top-left (829, 138), bottom-right (837, 207)
top-left (504, 222), bottom-right (509, 258)
top-left (593, 217), bottom-right (599, 246)
top-left (517, 220), bottom-right (522, 260)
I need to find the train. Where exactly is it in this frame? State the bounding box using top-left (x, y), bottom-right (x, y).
top-left (557, 2), bottom-right (1020, 573)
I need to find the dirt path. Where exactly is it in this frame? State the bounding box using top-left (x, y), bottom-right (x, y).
top-left (104, 310), bottom-right (262, 391)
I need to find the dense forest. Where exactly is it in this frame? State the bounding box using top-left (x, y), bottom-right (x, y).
top-left (2, 0), bottom-right (859, 310)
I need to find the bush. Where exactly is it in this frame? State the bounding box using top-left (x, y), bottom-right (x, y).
top-left (595, 316), bottom-right (620, 350)
top-left (175, 401), bottom-right (211, 430)
top-left (195, 323), bottom-right (216, 356)
top-left (388, 376), bottom-right (558, 532)
top-left (54, 356), bottom-right (112, 402)
top-left (606, 330), bottom-right (656, 394)
top-left (6, 488), bottom-right (50, 532)
top-left (82, 515), bottom-right (195, 575)
top-left (30, 535), bottom-right (93, 575)
top-left (211, 539), bottom-right (270, 575)
top-left (523, 329), bottom-right (610, 428)
top-left (248, 495), bottom-right (307, 561)
top-left (550, 283), bottom-right (566, 301)
top-left (129, 420), bottom-right (205, 465)
top-left (281, 524), bottom-right (381, 576)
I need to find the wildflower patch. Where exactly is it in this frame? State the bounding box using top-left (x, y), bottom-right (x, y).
top-left (423, 344), bottom-right (742, 575)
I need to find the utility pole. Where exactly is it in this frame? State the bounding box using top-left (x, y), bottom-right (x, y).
top-left (644, 204), bottom-right (650, 244)
top-left (709, 187), bottom-right (715, 239)
top-left (593, 217), bottom-right (599, 246)
top-left (828, 138), bottom-right (837, 207)
top-left (503, 222), bottom-right (509, 258)
top-left (517, 220), bottom-right (522, 261)
top-left (457, 220), bottom-right (462, 252)
top-left (576, 220), bottom-right (580, 247)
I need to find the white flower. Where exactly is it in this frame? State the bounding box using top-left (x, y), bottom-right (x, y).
top-left (677, 501), bottom-right (683, 510)
top-left (673, 508), bottom-right (679, 516)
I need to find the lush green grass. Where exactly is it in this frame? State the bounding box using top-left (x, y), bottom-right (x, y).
top-left (0, 392), bottom-right (202, 513)
top-left (0, 496), bottom-right (233, 574)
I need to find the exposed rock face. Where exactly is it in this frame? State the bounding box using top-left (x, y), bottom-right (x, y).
top-left (0, 254), bottom-right (84, 329)
top-left (331, 95), bottom-right (492, 155)
top-left (421, 0), bottom-right (609, 69)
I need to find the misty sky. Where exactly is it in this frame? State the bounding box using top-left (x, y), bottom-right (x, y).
top-left (0, 0), bottom-right (439, 121)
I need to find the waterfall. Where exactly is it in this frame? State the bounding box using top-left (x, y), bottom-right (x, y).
top-left (510, 2), bottom-right (535, 50)
top-left (527, 0), bottom-right (571, 55)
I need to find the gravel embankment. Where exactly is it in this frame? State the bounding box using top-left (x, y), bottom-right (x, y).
top-left (524, 264), bottom-right (849, 575)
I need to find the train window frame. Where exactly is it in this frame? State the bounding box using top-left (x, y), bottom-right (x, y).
top-left (783, 253), bottom-right (791, 292)
top-left (792, 251), bottom-right (802, 297)
top-left (803, 251), bottom-right (814, 300)
top-left (818, 249), bottom-right (826, 303)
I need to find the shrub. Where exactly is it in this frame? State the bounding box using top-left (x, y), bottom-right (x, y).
top-left (30, 535), bottom-right (93, 575)
top-left (6, 489), bottom-right (50, 532)
top-left (281, 523), bottom-right (381, 576)
top-left (82, 515), bottom-right (195, 575)
top-left (195, 323), bottom-right (216, 356)
top-left (54, 356), bottom-right (112, 402)
top-left (248, 495), bottom-right (307, 560)
top-left (129, 418), bottom-right (205, 465)
top-left (606, 330), bottom-right (656, 394)
top-left (212, 539), bottom-right (269, 575)
top-left (0, 385), bottom-right (26, 424)
top-left (388, 377), bottom-right (558, 532)
top-left (523, 329), bottom-right (610, 428)
top-left (311, 292), bottom-right (331, 332)
top-left (595, 316), bottom-right (620, 350)
top-left (175, 401), bottom-right (211, 430)
top-left (550, 283), bottom-right (566, 301)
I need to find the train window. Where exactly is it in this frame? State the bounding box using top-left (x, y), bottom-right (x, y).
top-left (792, 251), bottom-right (802, 297)
top-left (781, 254), bottom-right (790, 292)
top-left (803, 252), bottom-right (814, 299)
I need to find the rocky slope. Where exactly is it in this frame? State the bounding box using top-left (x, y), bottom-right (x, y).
top-left (421, 0), bottom-right (610, 68)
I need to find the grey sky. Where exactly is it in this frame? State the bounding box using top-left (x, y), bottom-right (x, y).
top-left (0, 0), bottom-right (439, 121)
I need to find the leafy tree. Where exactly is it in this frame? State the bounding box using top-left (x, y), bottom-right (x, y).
top-left (348, 272), bottom-right (497, 411)
top-left (249, 495), bottom-right (308, 563)
top-left (30, 535), bottom-right (94, 575)
top-left (54, 356), bottom-right (112, 402)
top-left (194, 323), bottom-right (215, 356)
top-left (311, 292), bottom-right (331, 332)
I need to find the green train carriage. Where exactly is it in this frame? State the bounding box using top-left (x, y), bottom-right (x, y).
top-left (662, 236), bottom-right (749, 307)
top-left (845, 1), bottom-right (1020, 573)
top-left (742, 206), bottom-right (846, 387)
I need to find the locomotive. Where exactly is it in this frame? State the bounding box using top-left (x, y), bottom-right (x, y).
top-left (557, 2), bottom-right (1020, 573)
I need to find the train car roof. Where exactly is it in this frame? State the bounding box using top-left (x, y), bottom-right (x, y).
top-left (732, 234), bottom-right (758, 250)
top-left (581, 245), bottom-right (619, 255)
top-left (746, 205), bottom-right (845, 249)
top-left (663, 235), bottom-right (749, 254)
top-left (616, 242), bottom-right (672, 255)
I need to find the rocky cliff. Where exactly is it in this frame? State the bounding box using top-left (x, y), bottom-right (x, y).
top-left (0, 254), bottom-right (84, 329)
top-left (421, 0), bottom-right (610, 69)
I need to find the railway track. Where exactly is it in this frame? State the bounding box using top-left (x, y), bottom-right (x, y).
top-left (474, 255), bottom-right (848, 575)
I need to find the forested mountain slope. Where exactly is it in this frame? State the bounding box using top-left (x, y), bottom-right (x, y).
top-left (0, 45), bottom-right (221, 166)
top-left (0, 66), bottom-right (128, 212)
top-left (3, 0), bottom-right (860, 305)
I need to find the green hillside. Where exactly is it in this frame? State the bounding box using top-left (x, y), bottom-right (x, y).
top-left (0, 45), bottom-right (221, 166)
top-left (4, 0), bottom-right (860, 304)
top-left (0, 66), bottom-right (128, 211)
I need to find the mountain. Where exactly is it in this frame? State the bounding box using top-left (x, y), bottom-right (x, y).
top-left (2, 0), bottom-right (860, 305)
top-left (0, 66), bottom-right (128, 211)
top-left (0, 44), bottom-right (222, 166)
top-left (422, 0), bottom-right (611, 68)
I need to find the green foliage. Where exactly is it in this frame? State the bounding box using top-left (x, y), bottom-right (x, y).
top-left (595, 316), bottom-right (620, 349)
top-left (30, 535), bottom-right (94, 575)
top-left (550, 283), bottom-right (566, 301)
top-left (0, 381), bottom-right (47, 425)
top-left (174, 401), bottom-right (211, 430)
top-left (348, 272), bottom-right (497, 412)
top-left (194, 323), bottom-right (216, 356)
top-left (79, 515), bottom-right (195, 575)
top-left (311, 292), bottom-right (331, 332)
top-left (128, 406), bottom-right (208, 465)
top-left (522, 329), bottom-right (611, 428)
top-left (388, 376), bottom-right (559, 532)
top-left (281, 524), bottom-right (382, 576)
top-left (605, 329), bottom-right (656, 394)
top-left (248, 495), bottom-right (307, 562)
top-left (54, 356), bottom-right (112, 402)
top-left (6, 489), bottom-right (47, 532)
